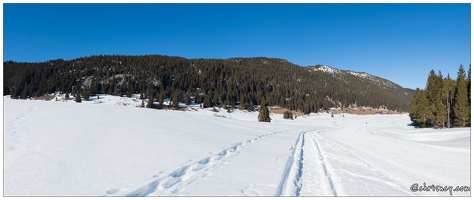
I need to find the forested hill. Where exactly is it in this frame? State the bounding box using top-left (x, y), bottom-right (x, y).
top-left (4, 55), bottom-right (414, 113)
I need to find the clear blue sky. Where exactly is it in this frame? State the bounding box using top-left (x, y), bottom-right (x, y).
top-left (3, 3), bottom-right (471, 89)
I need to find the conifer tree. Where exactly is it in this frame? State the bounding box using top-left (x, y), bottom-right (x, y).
top-left (185, 93), bottom-right (191, 105)
top-left (283, 111), bottom-right (293, 120)
top-left (203, 95), bottom-right (211, 108)
top-left (147, 94), bottom-right (153, 108)
top-left (239, 95), bottom-right (247, 110)
top-left (433, 71), bottom-right (446, 128)
top-left (416, 89), bottom-right (432, 128)
top-left (155, 91), bottom-right (161, 104)
top-left (127, 86), bottom-right (132, 98)
top-left (442, 74), bottom-right (455, 128)
top-left (172, 91), bottom-right (180, 109)
top-left (467, 65), bottom-right (471, 107)
top-left (409, 88), bottom-right (432, 127)
top-left (83, 90), bottom-right (90, 101)
top-left (424, 70), bottom-right (443, 127)
top-left (258, 99), bottom-right (271, 122)
top-left (75, 93), bottom-right (82, 103)
top-left (453, 65), bottom-right (470, 127)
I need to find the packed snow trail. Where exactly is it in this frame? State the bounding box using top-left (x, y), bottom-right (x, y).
top-left (275, 129), bottom-right (338, 196)
top-left (298, 131), bottom-right (338, 196)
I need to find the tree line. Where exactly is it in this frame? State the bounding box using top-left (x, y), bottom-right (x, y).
top-left (4, 55), bottom-right (413, 113)
top-left (409, 65), bottom-right (470, 128)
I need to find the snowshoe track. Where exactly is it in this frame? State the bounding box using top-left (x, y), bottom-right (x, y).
top-left (105, 130), bottom-right (288, 196)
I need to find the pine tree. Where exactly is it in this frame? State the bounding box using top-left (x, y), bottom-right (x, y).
top-left (416, 89), bottom-right (432, 128)
top-left (409, 88), bottom-right (432, 127)
top-left (172, 91), bottom-right (180, 109)
top-left (83, 90), bottom-right (90, 101)
top-left (442, 74), bottom-right (455, 128)
top-left (432, 71), bottom-right (446, 128)
top-left (453, 65), bottom-right (470, 127)
top-left (155, 92), bottom-right (162, 109)
top-left (424, 70), bottom-right (443, 127)
top-left (126, 78), bottom-right (133, 98)
top-left (147, 94), bottom-right (153, 108)
top-left (283, 111), bottom-right (293, 120)
top-left (127, 86), bottom-right (132, 98)
top-left (258, 99), bottom-right (271, 122)
top-left (434, 98), bottom-right (447, 128)
top-left (75, 93), bottom-right (82, 103)
top-left (239, 95), bottom-right (247, 110)
top-left (203, 95), bottom-right (211, 108)
top-left (467, 65), bottom-right (471, 107)
top-left (409, 88), bottom-right (420, 125)
top-left (185, 93), bottom-right (191, 105)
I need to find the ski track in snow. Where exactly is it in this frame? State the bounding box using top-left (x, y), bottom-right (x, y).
top-left (105, 130), bottom-right (291, 196)
top-left (307, 124), bottom-right (416, 196)
top-left (276, 129), bottom-right (338, 196)
top-left (275, 129), bottom-right (306, 196)
top-left (302, 132), bottom-right (338, 196)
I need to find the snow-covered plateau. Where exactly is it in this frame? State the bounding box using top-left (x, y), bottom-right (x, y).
top-left (3, 95), bottom-right (470, 196)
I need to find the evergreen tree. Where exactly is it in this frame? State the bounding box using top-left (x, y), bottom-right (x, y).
top-left (258, 99), bottom-right (271, 122)
top-left (185, 93), bottom-right (192, 105)
top-left (203, 95), bottom-right (211, 108)
top-left (424, 70), bottom-right (443, 127)
top-left (416, 89), bottom-right (432, 128)
top-left (75, 93), bottom-right (82, 103)
top-left (283, 111), bottom-right (293, 120)
top-left (409, 88), bottom-right (432, 127)
top-left (83, 90), bottom-right (90, 101)
top-left (442, 74), bottom-right (455, 128)
top-left (147, 94), bottom-right (153, 108)
top-left (158, 91), bottom-right (164, 106)
top-left (172, 91), bottom-right (180, 109)
top-left (432, 71), bottom-right (446, 128)
top-left (453, 65), bottom-right (470, 127)
top-left (239, 95), bottom-right (247, 110)
top-left (467, 65), bottom-right (471, 107)
top-left (127, 86), bottom-right (132, 98)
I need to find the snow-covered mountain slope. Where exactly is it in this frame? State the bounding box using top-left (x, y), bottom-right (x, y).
top-left (309, 65), bottom-right (403, 91)
top-left (3, 95), bottom-right (470, 196)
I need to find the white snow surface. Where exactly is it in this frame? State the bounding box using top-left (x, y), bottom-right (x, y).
top-left (311, 65), bottom-right (340, 74)
top-left (3, 95), bottom-right (470, 196)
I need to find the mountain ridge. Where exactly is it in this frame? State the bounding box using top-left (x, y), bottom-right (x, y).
top-left (3, 54), bottom-right (414, 113)
top-left (309, 64), bottom-right (414, 93)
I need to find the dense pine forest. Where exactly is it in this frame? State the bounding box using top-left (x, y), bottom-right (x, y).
top-left (4, 55), bottom-right (414, 113)
top-left (409, 65), bottom-right (471, 128)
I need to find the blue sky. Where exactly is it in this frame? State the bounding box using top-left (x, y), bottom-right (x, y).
top-left (3, 3), bottom-right (471, 89)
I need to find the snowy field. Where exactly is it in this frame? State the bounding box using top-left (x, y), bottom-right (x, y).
top-left (3, 95), bottom-right (470, 196)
